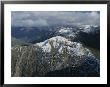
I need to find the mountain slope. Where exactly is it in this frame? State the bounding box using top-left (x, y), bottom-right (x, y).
top-left (11, 36), bottom-right (100, 77)
top-left (11, 37), bottom-right (30, 46)
top-left (45, 57), bottom-right (99, 77)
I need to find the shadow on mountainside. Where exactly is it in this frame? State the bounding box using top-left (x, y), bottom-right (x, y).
top-left (45, 57), bottom-right (100, 77)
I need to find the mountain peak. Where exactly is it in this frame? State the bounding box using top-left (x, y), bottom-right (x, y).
top-left (34, 36), bottom-right (94, 58)
top-left (34, 36), bottom-right (73, 52)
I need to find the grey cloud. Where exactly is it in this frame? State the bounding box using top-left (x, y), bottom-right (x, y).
top-left (11, 11), bottom-right (100, 27)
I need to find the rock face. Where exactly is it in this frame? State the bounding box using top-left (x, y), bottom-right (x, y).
top-left (11, 36), bottom-right (100, 77)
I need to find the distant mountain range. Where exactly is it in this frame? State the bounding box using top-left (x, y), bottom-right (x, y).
top-left (12, 25), bottom-right (100, 49)
top-left (11, 26), bottom-right (55, 43)
top-left (11, 24), bottom-right (100, 77)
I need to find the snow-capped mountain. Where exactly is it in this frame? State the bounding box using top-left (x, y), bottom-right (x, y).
top-left (35, 36), bottom-right (94, 57)
top-left (11, 35), bottom-right (99, 77)
top-left (55, 26), bottom-right (78, 39)
top-left (35, 36), bottom-right (73, 52)
top-left (79, 25), bottom-right (99, 34)
top-left (56, 25), bottom-right (99, 34)
top-left (54, 25), bottom-right (99, 42)
top-left (54, 25), bottom-right (100, 49)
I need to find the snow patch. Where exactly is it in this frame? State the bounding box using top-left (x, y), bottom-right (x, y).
top-left (59, 28), bottom-right (71, 33)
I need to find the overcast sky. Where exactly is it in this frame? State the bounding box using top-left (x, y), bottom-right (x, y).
top-left (11, 11), bottom-right (100, 27)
